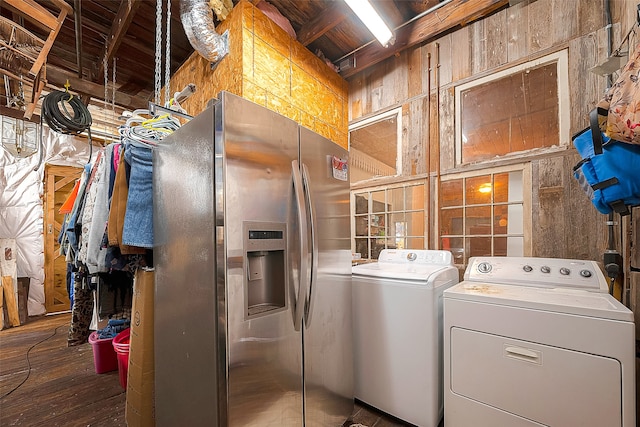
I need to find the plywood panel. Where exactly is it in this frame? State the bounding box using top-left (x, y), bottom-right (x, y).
top-left (564, 152), bottom-right (607, 261)
top-left (527, 0), bottom-right (553, 53)
top-left (435, 37), bottom-right (453, 87)
top-left (451, 25), bottom-right (471, 82)
top-left (439, 87), bottom-right (455, 172)
top-left (486, 9), bottom-right (508, 70)
top-left (170, 0), bottom-right (348, 146)
top-left (471, 18), bottom-right (487, 75)
top-left (568, 30), bottom-right (608, 136)
top-left (405, 97), bottom-right (428, 175)
top-left (507, 0), bottom-right (529, 62)
top-left (577, 0), bottom-right (603, 37)
top-left (552, 0), bottom-right (578, 45)
top-left (407, 45), bottom-right (424, 98)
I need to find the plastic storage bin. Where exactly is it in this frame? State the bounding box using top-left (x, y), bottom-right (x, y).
top-left (112, 328), bottom-right (131, 389)
top-left (88, 331), bottom-right (118, 374)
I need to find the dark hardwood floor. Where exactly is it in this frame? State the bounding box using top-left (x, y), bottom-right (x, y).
top-left (0, 313), bottom-right (126, 426)
top-left (0, 314), bottom-right (419, 427)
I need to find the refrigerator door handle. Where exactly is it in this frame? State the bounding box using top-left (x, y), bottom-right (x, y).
top-left (301, 163), bottom-right (318, 328)
top-left (291, 160), bottom-right (308, 332)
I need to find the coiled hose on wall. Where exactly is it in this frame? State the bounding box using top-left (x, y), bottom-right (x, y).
top-left (41, 90), bottom-right (94, 162)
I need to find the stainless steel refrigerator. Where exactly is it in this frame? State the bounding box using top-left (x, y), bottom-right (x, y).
top-left (153, 91), bottom-right (353, 426)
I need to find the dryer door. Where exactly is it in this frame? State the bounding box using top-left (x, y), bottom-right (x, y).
top-left (450, 327), bottom-right (622, 426)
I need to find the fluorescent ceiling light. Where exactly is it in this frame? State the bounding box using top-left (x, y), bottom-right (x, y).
top-left (344, 0), bottom-right (394, 47)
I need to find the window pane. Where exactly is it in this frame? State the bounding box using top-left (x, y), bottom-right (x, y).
top-left (355, 193), bottom-right (369, 215)
top-left (406, 211), bottom-right (424, 237)
top-left (395, 237), bottom-right (406, 249)
top-left (372, 238), bottom-right (386, 259)
top-left (466, 175), bottom-right (492, 205)
top-left (441, 208), bottom-right (463, 236)
top-left (350, 116), bottom-right (398, 181)
top-left (466, 206), bottom-right (492, 235)
top-left (406, 184), bottom-right (424, 210)
top-left (406, 237), bottom-right (424, 250)
top-left (468, 237), bottom-right (492, 257)
top-left (390, 213), bottom-right (406, 236)
top-left (371, 191), bottom-right (386, 213)
top-left (494, 236), bottom-right (507, 256)
top-left (355, 238), bottom-right (369, 259)
top-left (355, 215), bottom-right (369, 237)
top-left (370, 214), bottom-right (386, 236)
top-left (441, 179), bottom-right (463, 207)
top-left (389, 187), bottom-right (404, 212)
top-left (507, 236), bottom-right (524, 256)
top-left (442, 237), bottom-right (464, 264)
top-left (507, 204), bottom-right (524, 234)
top-left (493, 173), bottom-right (510, 203)
top-left (493, 205), bottom-right (509, 235)
top-left (460, 62), bottom-right (559, 164)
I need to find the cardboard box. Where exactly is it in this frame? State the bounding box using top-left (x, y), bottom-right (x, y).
top-left (126, 269), bottom-right (155, 427)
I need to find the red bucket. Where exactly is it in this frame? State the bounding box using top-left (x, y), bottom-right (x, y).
top-left (112, 328), bottom-right (131, 390)
top-left (88, 331), bottom-right (118, 374)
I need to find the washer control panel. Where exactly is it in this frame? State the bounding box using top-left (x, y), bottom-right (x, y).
top-left (377, 249), bottom-right (454, 266)
top-left (465, 257), bottom-right (608, 292)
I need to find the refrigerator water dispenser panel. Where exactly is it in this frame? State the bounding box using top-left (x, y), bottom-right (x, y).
top-left (244, 222), bottom-right (287, 319)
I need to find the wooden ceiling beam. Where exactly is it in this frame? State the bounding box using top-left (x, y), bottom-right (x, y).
top-left (340, 0), bottom-right (509, 78)
top-left (297, 2), bottom-right (347, 47)
top-left (46, 65), bottom-right (147, 110)
top-left (91, 0), bottom-right (142, 81)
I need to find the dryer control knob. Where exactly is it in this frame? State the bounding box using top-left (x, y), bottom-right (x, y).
top-left (407, 252), bottom-right (417, 261)
top-left (560, 267), bottom-right (571, 276)
top-left (580, 269), bottom-right (592, 278)
top-left (523, 265), bottom-right (533, 272)
top-left (540, 266), bottom-right (551, 273)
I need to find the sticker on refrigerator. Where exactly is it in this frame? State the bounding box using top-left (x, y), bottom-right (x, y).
top-left (332, 156), bottom-right (348, 181)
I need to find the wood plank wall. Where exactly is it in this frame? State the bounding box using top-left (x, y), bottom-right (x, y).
top-left (349, 0), bottom-right (614, 259)
top-left (348, 0), bottom-right (640, 320)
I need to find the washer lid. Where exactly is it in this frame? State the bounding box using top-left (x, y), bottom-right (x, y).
top-left (352, 261), bottom-right (454, 281)
top-left (444, 282), bottom-right (634, 321)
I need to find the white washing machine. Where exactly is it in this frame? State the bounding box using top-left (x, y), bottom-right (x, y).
top-left (352, 249), bottom-right (460, 427)
top-left (443, 257), bottom-right (635, 427)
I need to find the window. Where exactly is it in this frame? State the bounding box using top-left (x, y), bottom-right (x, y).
top-left (455, 50), bottom-right (569, 165)
top-left (352, 182), bottom-right (425, 260)
top-left (439, 166), bottom-right (530, 265)
top-left (349, 108), bottom-right (402, 183)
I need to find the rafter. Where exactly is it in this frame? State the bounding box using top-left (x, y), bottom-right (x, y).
top-left (47, 65), bottom-right (147, 110)
top-left (91, 0), bottom-right (142, 81)
top-left (340, 0), bottom-right (509, 78)
top-left (297, 2), bottom-right (347, 47)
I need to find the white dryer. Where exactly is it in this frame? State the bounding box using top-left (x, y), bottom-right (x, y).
top-left (352, 249), bottom-right (459, 427)
top-left (443, 257), bottom-right (635, 427)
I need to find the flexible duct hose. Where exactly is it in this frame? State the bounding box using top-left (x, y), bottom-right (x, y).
top-left (42, 90), bottom-right (94, 162)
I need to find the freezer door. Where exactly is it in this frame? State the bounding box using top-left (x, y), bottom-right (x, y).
top-left (299, 126), bottom-right (354, 426)
top-left (154, 106), bottom-right (220, 426)
top-left (221, 92), bottom-right (304, 427)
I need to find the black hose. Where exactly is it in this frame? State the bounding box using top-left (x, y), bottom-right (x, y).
top-left (41, 90), bottom-right (93, 162)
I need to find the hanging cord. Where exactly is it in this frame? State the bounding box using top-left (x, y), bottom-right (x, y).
top-left (41, 89), bottom-right (93, 162)
top-left (0, 324), bottom-right (67, 400)
top-left (154, 0), bottom-right (163, 104)
top-left (164, 0), bottom-right (171, 104)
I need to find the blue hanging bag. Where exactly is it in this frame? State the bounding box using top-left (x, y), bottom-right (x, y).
top-left (572, 108), bottom-right (640, 215)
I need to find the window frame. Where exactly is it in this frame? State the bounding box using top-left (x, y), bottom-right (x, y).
top-left (351, 180), bottom-right (427, 260)
top-left (454, 49), bottom-right (570, 165)
top-left (438, 163), bottom-right (532, 265)
top-left (348, 107), bottom-right (403, 183)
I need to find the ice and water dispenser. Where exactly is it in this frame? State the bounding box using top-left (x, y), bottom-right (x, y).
top-left (243, 222), bottom-right (287, 318)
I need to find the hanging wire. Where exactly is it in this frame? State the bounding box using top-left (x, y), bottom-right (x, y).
top-left (112, 57), bottom-right (116, 116)
top-left (164, 0), bottom-right (171, 105)
top-left (154, 0), bottom-right (163, 104)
